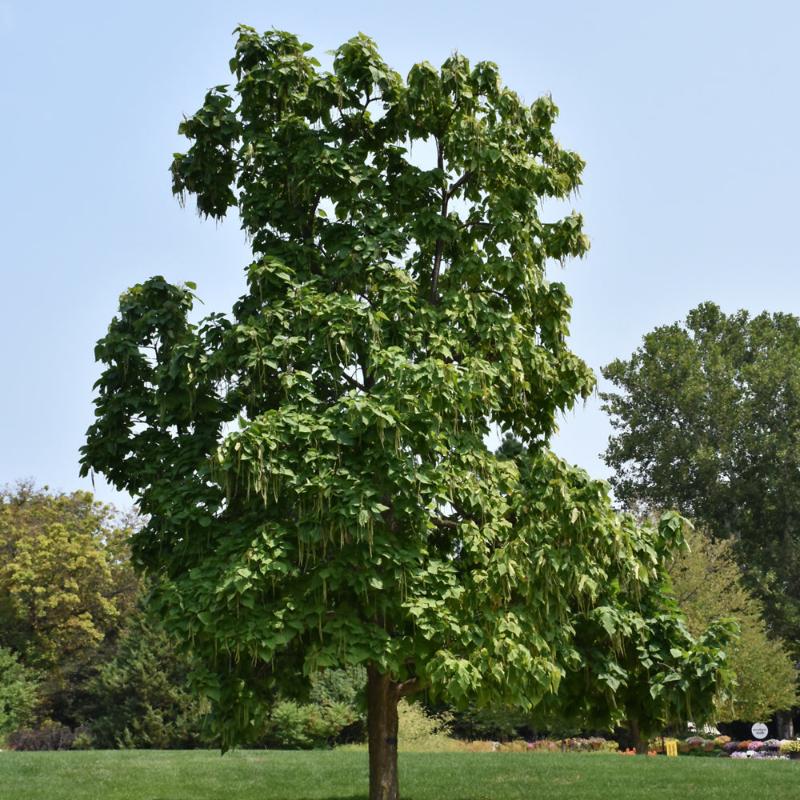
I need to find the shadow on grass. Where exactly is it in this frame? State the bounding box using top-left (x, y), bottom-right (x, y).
top-left (149, 797), bottom-right (375, 800)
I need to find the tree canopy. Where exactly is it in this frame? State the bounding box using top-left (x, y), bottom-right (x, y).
top-left (602, 302), bottom-right (800, 652)
top-left (669, 528), bottom-right (797, 722)
top-left (0, 483), bottom-right (137, 723)
top-left (498, 438), bottom-right (733, 750)
top-left (0, 484), bottom-right (117, 666)
top-left (81, 28), bottom-right (732, 799)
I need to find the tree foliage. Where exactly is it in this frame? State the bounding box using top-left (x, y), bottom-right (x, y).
top-left (499, 440), bottom-right (734, 747)
top-left (669, 529), bottom-right (797, 721)
top-left (0, 647), bottom-right (39, 738)
top-left (0, 483), bottom-right (217, 747)
top-left (601, 302), bottom-right (800, 651)
top-left (0, 484), bottom-right (117, 667)
top-left (254, 667), bottom-right (366, 749)
top-left (0, 483), bottom-right (137, 722)
top-left (84, 611), bottom-right (210, 749)
top-left (81, 27), bottom-right (732, 795)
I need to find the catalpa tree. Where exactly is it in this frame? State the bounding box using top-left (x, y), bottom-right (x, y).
top-left (498, 440), bottom-right (734, 753)
top-left (82, 28), bottom-right (730, 800)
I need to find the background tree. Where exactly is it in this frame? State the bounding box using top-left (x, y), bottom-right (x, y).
top-left (602, 302), bottom-right (800, 652)
top-left (669, 528), bottom-right (797, 722)
top-left (82, 28), bottom-right (729, 799)
top-left (83, 611), bottom-right (210, 749)
top-left (0, 484), bottom-right (137, 724)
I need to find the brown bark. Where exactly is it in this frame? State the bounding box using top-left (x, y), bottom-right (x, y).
top-left (367, 665), bottom-right (400, 800)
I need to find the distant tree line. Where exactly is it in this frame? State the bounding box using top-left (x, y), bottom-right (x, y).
top-left (602, 302), bottom-right (800, 734)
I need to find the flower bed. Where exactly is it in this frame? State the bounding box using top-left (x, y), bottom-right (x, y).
top-left (648, 735), bottom-right (799, 760)
top-left (466, 735), bottom-right (800, 759)
top-left (523, 737), bottom-right (619, 753)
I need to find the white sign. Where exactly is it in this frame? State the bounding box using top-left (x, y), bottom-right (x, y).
top-left (751, 722), bottom-right (769, 740)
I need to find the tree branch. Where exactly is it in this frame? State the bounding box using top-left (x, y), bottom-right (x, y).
top-left (341, 372), bottom-right (366, 392)
top-left (302, 191), bottom-right (322, 242)
top-left (446, 170), bottom-right (473, 200)
top-left (429, 146), bottom-right (473, 304)
top-left (430, 139), bottom-right (447, 305)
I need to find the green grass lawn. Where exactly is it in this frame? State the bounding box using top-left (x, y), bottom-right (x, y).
top-left (0, 750), bottom-right (797, 800)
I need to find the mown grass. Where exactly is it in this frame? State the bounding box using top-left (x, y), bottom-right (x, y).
top-left (0, 749), bottom-right (797, 800)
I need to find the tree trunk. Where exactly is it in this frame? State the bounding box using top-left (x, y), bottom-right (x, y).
top-left (628, 717), bottom-right (646, 754)
top-left (367, 665), bottom-right (400, 800)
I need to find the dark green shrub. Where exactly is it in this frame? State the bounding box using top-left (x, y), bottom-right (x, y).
top-left (0, 647), bottom-right (39, 737)
top-left (262, 698), bottom-right (360, 749)
top-left (257, 669), bottom-right (366, 749)
top-left (82, 612), bottom-right (210, 748)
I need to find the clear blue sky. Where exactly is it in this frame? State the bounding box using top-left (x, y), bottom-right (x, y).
top-left (3, 1), bottom-right (799, 507)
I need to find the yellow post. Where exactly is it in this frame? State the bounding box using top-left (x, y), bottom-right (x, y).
top-left (665, 739), bottom-right (678, 757)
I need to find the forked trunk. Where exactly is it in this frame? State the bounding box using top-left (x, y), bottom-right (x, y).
top-left (367, 665), bottom-right (400, 800)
